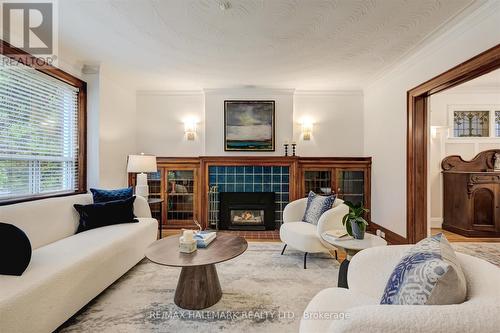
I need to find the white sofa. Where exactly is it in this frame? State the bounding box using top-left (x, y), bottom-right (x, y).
top-left (280, 197), bottom-right (348, 268)
top-left (0, 194), bottom-right (158, 333)
top-left (300, 245), bottom-right (500, 333)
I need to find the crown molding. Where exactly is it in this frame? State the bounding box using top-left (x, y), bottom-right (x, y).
top-left (203, 88), bottom-right (295, 96)
top-left (294, 90), bottom-right (363, 96)
top-left (364, 0), bottom-right (497, 89)
top-left (137, 90), bottom-right (204, 96)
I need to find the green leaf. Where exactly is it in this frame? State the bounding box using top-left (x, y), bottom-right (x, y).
top-left (346, 219), bottom-right (353, 236)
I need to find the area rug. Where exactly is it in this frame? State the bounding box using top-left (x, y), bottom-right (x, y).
top-left (453, 242), bottom-right (500, 267)
top-left (58, 242), bottom-right (338, 333)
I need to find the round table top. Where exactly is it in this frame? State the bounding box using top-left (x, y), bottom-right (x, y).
top-left (321, 232), bottom-right (387, 251)
top-left (146, 233), bottom-right (248, 267)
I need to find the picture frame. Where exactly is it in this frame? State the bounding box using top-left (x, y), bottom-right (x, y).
top-left (224, 100), bottom-right (275, 151)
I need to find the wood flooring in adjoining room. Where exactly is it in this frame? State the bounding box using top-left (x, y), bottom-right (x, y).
top-left (432, 228), bottom-right (500, 243)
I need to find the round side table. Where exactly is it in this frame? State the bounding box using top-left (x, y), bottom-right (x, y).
top-left (322, 232), bottom-right (387, 288)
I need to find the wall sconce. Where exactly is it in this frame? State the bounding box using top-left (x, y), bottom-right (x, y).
top-left (431, 126), bottom-right (437, 139)
top-left (301, 119), bottom-right (313, 141)
top-left (184, 119), bottom-right (197, 141)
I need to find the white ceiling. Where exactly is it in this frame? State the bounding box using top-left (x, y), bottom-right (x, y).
top-left (59, 0), bottom-right (475, 90)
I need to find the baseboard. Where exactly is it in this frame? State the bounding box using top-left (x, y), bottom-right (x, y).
top-left (431, 217), bottom-right (443, 228)
top-left (368, 222), bottom-right (408, 245)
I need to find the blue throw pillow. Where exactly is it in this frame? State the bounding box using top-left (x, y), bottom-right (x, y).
top-left (90, 187), bottom-right (133, 203)
top-left (302, 191), bottom-right (336, 225)
top-left (73, 196), bottom-right (138, 233)
top-left (380, 233), bottom-right (466, 305)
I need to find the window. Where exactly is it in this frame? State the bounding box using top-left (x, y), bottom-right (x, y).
top-left (496, 111), bottom-right (500, 137)
top-left (0, 50), bottom-right (86, 203)
top-left (453, 111), bottom-right (489, 137)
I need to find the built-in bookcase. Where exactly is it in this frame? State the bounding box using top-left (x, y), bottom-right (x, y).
top-left (130, 156), bottom-right (371, 229)
top-left (299, 160), bottom-right (371, 221)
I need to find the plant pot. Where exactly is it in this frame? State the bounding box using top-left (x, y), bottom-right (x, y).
top-left (350, 221), bottom-right (366, 240)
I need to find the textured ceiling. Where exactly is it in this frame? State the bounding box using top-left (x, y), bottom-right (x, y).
top-left (59, 0), bottom-right (474, 90)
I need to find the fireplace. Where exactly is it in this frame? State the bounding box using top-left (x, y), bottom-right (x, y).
top-left (219, 192), bottom-right (275, 230)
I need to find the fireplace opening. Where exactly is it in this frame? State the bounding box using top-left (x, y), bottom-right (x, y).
top-left (219, 192), bottom-right (275, 231)
top-left (231, 209), bottom-right (264, 224)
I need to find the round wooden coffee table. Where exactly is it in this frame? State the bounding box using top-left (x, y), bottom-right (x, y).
top-left (146, 233), bottom-right (248, 310)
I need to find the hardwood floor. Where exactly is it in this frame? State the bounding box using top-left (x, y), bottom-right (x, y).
top-left (160, 229), bottom-right (281, 242)
top-left (432, 228), bottom-right (500, 243)
top-left (163, 228), bottom-right (500, 244)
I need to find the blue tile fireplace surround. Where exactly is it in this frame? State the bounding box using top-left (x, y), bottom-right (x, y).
top-left (208, 165), bottom-right (290, 229)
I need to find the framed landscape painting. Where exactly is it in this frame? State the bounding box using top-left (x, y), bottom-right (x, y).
top-left (224, 100), bottom-right (275, 151)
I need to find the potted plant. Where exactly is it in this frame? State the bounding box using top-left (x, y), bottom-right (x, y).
top-left (342, 201), bottom-right (370, 240)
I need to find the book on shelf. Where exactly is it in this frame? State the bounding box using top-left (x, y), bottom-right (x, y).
top-left (194, 231), bottom-right (216, 248)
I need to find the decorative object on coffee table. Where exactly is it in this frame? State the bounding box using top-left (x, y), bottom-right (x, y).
top-left (146, 233), bottom-right (247, 310)
top-left (322, 232), bottom-right (386, 288)
top-left (342, 201), bottom-right (369, 240)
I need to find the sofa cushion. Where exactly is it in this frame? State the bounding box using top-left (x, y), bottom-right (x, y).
top-left (302, 191), bottom-right (336, 225)
top-left (74, 196), bottom-right (138, 233)
top-left (300, 287), bottom-right (378, 333)
top-left (0, 194), bottom-right (92, 250)
top-left (0, 223), bottom-right (32, 276)
top-left (380, 233), bottom-right (466, 305)
top-left (90, 187), bottom-right (133, 203)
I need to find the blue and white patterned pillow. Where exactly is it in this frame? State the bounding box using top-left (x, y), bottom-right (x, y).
top-left (90, 187), bottom-right (133, 203)
top-left (380, 233), bottom-right (466, 305)
top-left (302, 191), bottom-right (336, 225)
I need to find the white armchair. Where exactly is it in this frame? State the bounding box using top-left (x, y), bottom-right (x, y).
top-left (280, 197), bottom-right (348, 269)
top-left (300, 245), bottom-right (500, 333)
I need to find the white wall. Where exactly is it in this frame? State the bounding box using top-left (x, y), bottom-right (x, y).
top-left (98, 66), bottom-right (137, 188)
top-left (134, 89), bottom-right (365, 157)
top-left (429, 88), bottom-right (500, 227)
top-left (293, 91), bottom-right (364, 156)
top-left (363, 1), bottom-right (500, 237)
top-left (136, 92), bottom-right (205, 156)
top-left (83, 71), bottom-right (100, 188)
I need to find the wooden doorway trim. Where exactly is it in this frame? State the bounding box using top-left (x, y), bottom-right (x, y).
top-left (407, 44), bottom-right (500, 244)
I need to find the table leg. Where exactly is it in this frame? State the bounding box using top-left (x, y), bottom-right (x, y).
top-left (174, 264), bottom-right (222, 310)
top-left (338, 259), bottom-right (350, 288)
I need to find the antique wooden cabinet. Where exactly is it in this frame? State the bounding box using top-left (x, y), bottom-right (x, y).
top-left (442, 150), bottom-right (500, 237)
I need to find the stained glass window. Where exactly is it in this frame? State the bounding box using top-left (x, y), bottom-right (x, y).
top-left (496, 111), bottom-right (500, 137)
top-left (453, 111), bottom-right (489, 137)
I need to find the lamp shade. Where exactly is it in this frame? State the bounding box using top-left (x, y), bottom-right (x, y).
top-left (127, 154), bottom-right (157, 173)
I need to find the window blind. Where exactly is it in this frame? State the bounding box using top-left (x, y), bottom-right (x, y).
top-left (0, 54), bottom-right (80, 201)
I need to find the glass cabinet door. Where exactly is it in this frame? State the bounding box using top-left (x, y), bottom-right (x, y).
top-left (147, 171), bottom-right (162, 223)
top-left (303, 169), bottom-right (334, 196)
top-left (165, 169), bottom-right (196, 225)
top-left (336, 170), bottom-right (365, 205)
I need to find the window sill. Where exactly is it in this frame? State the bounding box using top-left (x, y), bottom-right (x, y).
top-left (0, 190), bottom-right (88, 206)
